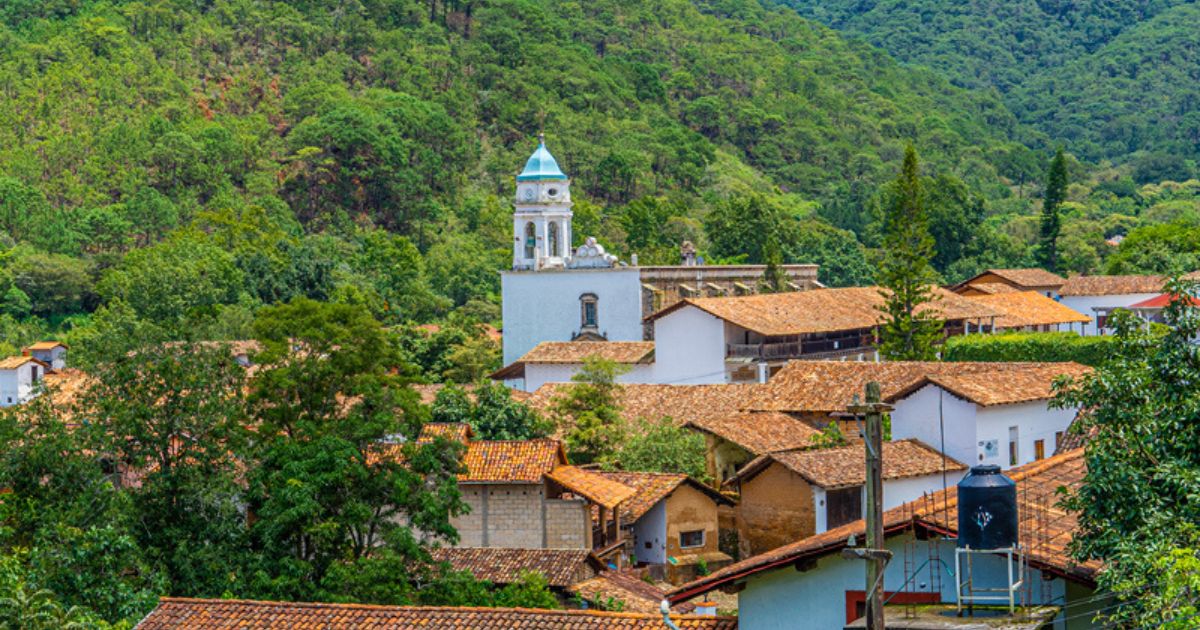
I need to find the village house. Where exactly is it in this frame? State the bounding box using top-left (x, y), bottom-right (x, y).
top-left (1058, 274), bottom-right (1168, 335)
top-left (446, 439), bottom-right (636, 561)
top-left (595, 471), bottom-right (735, 584)
top-left (744, 361), bottom-right (1091, 470)
top-left (725, 439), bottom-right (965, 556)
top-left (492, 340), bottom-right (656, 392)
top-left (960, 290), bottom-right (1090, 333)
top-left (669, 450), bottom-right (1102, 630)
top-left (0, 355), bottom-right (49, 407)
top-left (23, 341), bottom-right (68, 370)
top-left (135, 597), bottom-right (737, 629)
top-left (683, 411), bottom-right (825, 486)
top-left (644, 287), bottom-right (1000, 384)
top-left (952, 268), bottom-right (1066, 298)
top-left (500, 134), bottom-right (818, 366)
top-left (1127, 291), bottom-right (1200, 330)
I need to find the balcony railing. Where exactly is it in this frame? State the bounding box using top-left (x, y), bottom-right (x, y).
top-left (727, 336), bottom-right (874, 360)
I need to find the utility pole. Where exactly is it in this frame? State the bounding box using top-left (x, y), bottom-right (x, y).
top-left (845, 381), bottom-right (893, 630)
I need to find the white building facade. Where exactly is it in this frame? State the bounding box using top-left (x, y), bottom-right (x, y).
top-left (0, 357), bottom-right (47, 407)
top-left (890, 383), bottom-right (1078, 470)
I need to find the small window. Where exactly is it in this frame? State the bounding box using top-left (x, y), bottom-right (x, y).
top-left (580, 293), bottom-right (598, 329)
top-left (1008, 426), bottom-right (1020, 466)
top-left (1034, 439), bottom-right (1045, 461)
top-left (826, 486), bottom-right (863, 529)
top-left (679, 530), bottom-right (705, 549)
top-left (1054, 431), bottom-right (1064, 450)
top-left (30, 366), bottom-right (39, 382)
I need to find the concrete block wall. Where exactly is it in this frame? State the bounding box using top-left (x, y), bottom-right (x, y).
top-left (485, 484), bottom-right (543, 548)
top-left (544, 498), bottom-right (590, 549)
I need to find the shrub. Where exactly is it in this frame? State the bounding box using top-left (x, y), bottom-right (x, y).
top-left (941, 331), bottom-right (1121, 367)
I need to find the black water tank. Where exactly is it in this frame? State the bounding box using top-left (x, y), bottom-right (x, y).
top-left (956, 465), bottom-right (1018, 549)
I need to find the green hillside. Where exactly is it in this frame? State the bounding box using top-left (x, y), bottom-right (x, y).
top-left (782, 0), bottom-right (1200, 164)
top-left (0, 0), bottom-right (1038, 348)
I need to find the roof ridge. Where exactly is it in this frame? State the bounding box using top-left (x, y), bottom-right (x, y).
top-left (155, 597), bottom-right (726, 619)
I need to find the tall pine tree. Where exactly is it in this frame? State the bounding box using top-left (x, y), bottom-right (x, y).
top-left (877, 145), bottom-right (943, 361)
top-left (1038, 148), bottom-right (1068, 271)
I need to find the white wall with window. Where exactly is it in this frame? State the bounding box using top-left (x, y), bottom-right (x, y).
top-left (501, 269), bottom-right (643, 365)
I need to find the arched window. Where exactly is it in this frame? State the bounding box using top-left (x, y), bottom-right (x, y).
top-left (580, 293), bottom-right (598, 329)
top-left (548, 221), bottom-right (560, 257)
top-left (524, 222), bottom-right (536, 259)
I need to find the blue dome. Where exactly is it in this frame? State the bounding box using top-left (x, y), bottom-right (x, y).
top-left (517, 136), bottom-right (567, 181)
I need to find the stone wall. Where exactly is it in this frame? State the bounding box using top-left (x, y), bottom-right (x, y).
top-left (737, 462), bottom-right (816, 557)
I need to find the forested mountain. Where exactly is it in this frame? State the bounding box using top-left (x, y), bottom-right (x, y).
top-left (0, 0), bottom-right (1198, 367)
top-left (783, 0), bottom-right (1200, 164)
top-left (0, 0), bottom-right (1031, 354)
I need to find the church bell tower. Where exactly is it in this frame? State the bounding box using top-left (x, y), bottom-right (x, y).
top-left (513, 133), bottom-right (573, 271)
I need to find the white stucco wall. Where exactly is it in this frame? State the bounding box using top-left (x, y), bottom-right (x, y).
top-left (501, 268), bottom-right (643, 364)
top-left (885, 472), bottom-right (966, 510)
top-left (736, 534), bottom-right (1074, 630)
top-left (0, 364), bottom-right (38, 407)
top-left (891, 384), bottom-right (1078, 471)
top-left (520, 362), bottom-right (656, 392)
top-left (1060, 293), bottom-right (1159, 336)
top-left (891, 385), bottom-right (979, 468)
top-left (975, 400), bottom-right (1078, 469)
top-left (651, 305), bottom-right (728, 384)
top-left (631, 500), bottom-right (668, 565)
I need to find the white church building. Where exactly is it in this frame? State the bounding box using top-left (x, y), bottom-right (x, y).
top-left (500, 134), bottom-right (820, 365)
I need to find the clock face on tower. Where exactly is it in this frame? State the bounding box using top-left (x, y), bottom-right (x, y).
top-left (521, 186), bottom-right (535, 201)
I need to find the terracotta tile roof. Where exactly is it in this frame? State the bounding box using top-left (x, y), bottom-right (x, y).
top-left (746, 361), bottom-right (1091, 413)
top-left (570, 571), bottom-right (696, 615)
top-left (595, 471), bottom-right (733, 523)
top-left (731, 439), bottom-right (965, 489)
top-left (492, 341), bottom-right (655, 380)
top-left (964, 292), bottom-right (1090, 329)
top-left (546, 466), bottom-right (637, 509)
top-left (430, 547), bottom-right (598, 587)
top-left (1059, 274), bottom-right (1166, 296)
top-left (459, 440), bottom-right (567, 483)
top-left (136, 597), bottom-right (738, 629)
top-left (0, 355), bottom-right (45, 370)
top-left (526, 383), bottom-right (764, 431)
top-left (957, 282), bottom-right (1020, 295)
top-left (685, 412), bottom-right (823, 456)
top-left (966, 268), bottom-right (1066, 289)
top-left (24, 341), bottom-right (68, 351)
top-left (419, 423), bottom-right (473, 444)
top-left (40, 368), bottom-right (94, 413)
top-left (670, 449), bottom-right (1095, 603)
top-left (645, 287), bottom-right (999, 336)
top-left (1128, 293), bottom-right (1200, 309)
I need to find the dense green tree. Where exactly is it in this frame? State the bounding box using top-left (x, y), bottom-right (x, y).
top-left (430, 382), bottom-right (550, 440)
top-left (1055, 278), bottom-right (1200, 627)
top-left (785, 220), bottom-right (873, 287)
top-left (876, 146), bottom-right (942, 360)
top-left (611, 417), bottom-right (708, 482)
top-left (704, 195), bottom-right (790, 264)
top-left (78, 342), bottom-right (250, 596)
top-left (551, 357), bottom-right (628, 465)
top-left (1038, 148), bottom-right (1068, 271)
top-left (8, 250), bottom-right (92, 317)
top-left (245, 299), bottom-right (465, 602)
top-left (97, 232), bottom-right (244, 326)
